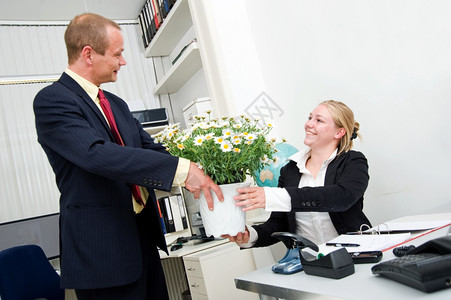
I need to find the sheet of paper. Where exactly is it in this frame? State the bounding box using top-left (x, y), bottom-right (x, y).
top-left (366, 220), bottom-right (451, 233)
top-left (318, 233), bottom-right (412, 254)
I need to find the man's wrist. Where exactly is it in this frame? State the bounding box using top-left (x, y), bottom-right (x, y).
top-left (173, 157), bottom-right (190, 186)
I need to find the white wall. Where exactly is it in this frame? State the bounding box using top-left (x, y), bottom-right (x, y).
top-left (208, 0), bottom-right (451, 225)
top-left (0, 22), bottom-right (158, 222)
top-left (2, 1), bottom-right (451, 227)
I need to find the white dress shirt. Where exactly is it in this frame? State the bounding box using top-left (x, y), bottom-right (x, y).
top-left (240, 148), bottom-right (339, 247)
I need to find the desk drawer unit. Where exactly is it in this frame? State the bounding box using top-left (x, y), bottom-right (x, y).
top-left (184, 260), bottom-right (203, 278)
top-left (191, 291), bottom-right (208, 300)
top-left (186, 276), bottom-right (207, 297)
top-left (183, 242), bottom-right (258, 300)
top-left (185, 274), bottom-right (207, 295)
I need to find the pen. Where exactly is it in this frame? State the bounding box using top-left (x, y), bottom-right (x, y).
top-left (326, 243), bottom-right (360, 247)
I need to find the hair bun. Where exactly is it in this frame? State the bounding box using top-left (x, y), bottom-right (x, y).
top-left (350, 127), bottom-right (358, 140)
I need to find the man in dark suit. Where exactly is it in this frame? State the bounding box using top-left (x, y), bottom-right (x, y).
top-left (33, 13), bottom-right (222, 300)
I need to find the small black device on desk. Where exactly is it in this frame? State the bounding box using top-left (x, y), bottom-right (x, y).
top-left (300, 247), bottom-right (355, 279)
top-left (169, 235), bottom-right (215, 251)
top-left (371, 235), bottom-right (451, 293)
top-left (349, 251), bottom-right (383, 264)
top-left (271, 232), bottom-right (355, 279)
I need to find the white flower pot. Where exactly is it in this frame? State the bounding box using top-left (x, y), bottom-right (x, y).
top-left (198, 182), bottom-right (250, 237)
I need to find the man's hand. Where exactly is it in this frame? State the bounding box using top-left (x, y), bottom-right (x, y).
top-left (184, 162), bottom-right (223, 210)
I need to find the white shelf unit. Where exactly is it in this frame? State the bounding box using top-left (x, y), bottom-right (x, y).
top-left (145, 0), bottom-right (192, 57)
top-left (153, 42), bottom-right (201, 95)
top-left (145, 0), bottom-right (202, 96)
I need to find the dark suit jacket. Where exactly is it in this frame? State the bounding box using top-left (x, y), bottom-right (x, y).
top-left (33, 72), bottom-right (178, 289)
top-left (253, 150), bottom-right (371, 248)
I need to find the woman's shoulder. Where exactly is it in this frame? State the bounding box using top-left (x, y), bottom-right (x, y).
top-left (280, 159), bottom-right (299, 173)
top-left (344, 150), bottom-right (366, 159)
top-left (335, 150), bottom-right (368, 167)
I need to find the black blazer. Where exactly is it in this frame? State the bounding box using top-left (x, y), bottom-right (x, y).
top-left (253, 150), bottom-right (371, 248)
top-left (33, 73), bottom-right (178, 289)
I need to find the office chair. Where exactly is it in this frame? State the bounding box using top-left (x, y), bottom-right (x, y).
top-left (0, 244), bottom-right (64, 300)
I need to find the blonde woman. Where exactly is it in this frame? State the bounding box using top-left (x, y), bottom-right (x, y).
top-left (227, 100), bottom-right (371, 247)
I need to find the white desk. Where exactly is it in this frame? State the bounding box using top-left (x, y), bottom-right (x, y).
top-left (159, 237), bottom-right (229, 258)
top-left (160, 238), bottom-right (257, 300)
top-left (159, 238), bottom-right (230, 300)
top-left (235, 213), bottom-right (451, 300)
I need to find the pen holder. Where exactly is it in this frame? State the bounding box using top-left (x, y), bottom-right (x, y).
top-left (300, 248), bottom-right (355, 279)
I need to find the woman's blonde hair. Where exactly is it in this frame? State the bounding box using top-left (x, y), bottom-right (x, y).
top-left (321, 100), bottom-right (360, 155)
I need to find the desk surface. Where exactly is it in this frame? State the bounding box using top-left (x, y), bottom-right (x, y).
top-left (159, 238), bottom-right (229, 259)
top-left (235, 213), bottom-right (451, 300)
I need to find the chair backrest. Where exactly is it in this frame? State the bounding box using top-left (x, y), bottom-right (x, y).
top-left (0, 244), bottom-right (64, 300)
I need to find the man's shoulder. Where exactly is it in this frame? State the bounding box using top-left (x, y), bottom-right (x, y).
top-left (36, 73), bottom-right (71, 94)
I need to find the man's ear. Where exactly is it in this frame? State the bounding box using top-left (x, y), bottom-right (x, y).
top-left (335, 127), bottom-right (346, 140)
top-left (81, 46), bottom-right (94, 65)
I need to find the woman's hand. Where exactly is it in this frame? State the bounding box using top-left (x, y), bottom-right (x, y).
top-left (234, 186), bottom-right (266, 211)
top-left (222, 227), bottom-right (250, 244)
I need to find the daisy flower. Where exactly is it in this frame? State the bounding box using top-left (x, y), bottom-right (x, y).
top-left (232, 138), bottom-right (241, 145)
top-left (245, 134), bottom-right (256, 142)
top-left (204, 132), bottom-right (215, 140)
top-left (193, 135), bottom-right (204, 146)
top-left (222, 129), bottom-right (233, 137)
top-left (214, 136), bottom-right (225, 144)
top-left (220, 141), bottom-right (232, 152)
top-left (260, 155), bottom-right (269, 163)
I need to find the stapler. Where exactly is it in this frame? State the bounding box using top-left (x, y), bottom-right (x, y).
top-left (271, 232), bottom-right (319, 274)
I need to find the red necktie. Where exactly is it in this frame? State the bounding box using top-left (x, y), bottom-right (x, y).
top-left (98, 89), bottom-right (145, 208)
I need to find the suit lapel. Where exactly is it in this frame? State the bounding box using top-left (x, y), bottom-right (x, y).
top-left (107, 98), bottom-right (134, 147)
top-left (59, 73), bottom-right (135, 147)
top-left (58, 73), bottom-right (115, 141)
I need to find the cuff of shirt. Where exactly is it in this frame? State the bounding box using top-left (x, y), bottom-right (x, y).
top-left (237, 225), bottom-right (258, 248)
top-left (264, 187), bottom-right (291, 212)
top-left (172, 157), bottom-right (190, 187)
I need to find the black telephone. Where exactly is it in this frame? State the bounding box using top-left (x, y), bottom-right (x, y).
top-left (371, 235), bottom-right (451, 293)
